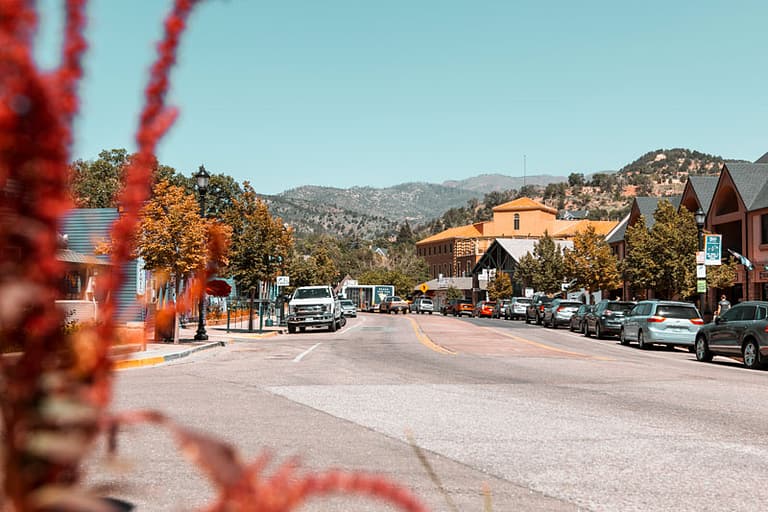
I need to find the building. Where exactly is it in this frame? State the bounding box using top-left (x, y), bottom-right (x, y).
top-left (416, 197), bottom-right (617, 280)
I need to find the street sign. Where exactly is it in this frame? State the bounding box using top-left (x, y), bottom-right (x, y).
top-left (276, 275), bottom-right (290, 286)
top-left (419, 283), bottom-right (429, 293)
top-left (696, 251), bottom-right (705, 265)
top-left (697, 279), bottom-right (707, 293)
top-left (704, 234), bottom-right (722, 265)
top-left (696, 264), bottom-right (706, 279)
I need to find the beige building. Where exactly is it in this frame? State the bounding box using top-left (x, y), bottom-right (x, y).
top-left (416, 197), bottom-right (617, 279)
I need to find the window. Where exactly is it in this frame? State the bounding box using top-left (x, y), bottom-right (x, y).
top-left (762, 214), bottom-right (768, 245)
top-left (514, 213), bottom-right (520, 230)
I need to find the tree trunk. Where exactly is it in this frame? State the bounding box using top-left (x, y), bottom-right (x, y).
top-left (173, 278), bottom-right (181, 344)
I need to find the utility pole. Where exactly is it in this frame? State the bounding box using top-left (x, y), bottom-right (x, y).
top-left (523, 154), bottom-right (527, 187)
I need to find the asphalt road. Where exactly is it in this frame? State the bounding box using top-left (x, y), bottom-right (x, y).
top-left (88, 312), bottom-right (768, 511)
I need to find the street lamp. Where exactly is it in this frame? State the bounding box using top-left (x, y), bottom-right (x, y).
top-left (194, 164), bottom-right (210, 341)
top-left (695, 207), bottom-right (706, 317)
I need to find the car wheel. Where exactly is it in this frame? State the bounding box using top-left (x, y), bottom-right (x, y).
top-left (525, 314), bottom-right (530, 324)
top-left (552, 317), bottom-right (557, 329)
top-left (329, 319), bottom-right (337, 332)
top-left (637, 330), bottom-right (648, 349)
top-left (619, 328), bottom-right (629, 345)
top-left (743, 339), bottom-right (765, 370)
top-left (695, 336), bottom-right (712, 362)
top-left (536, 315), bottom-right (542, 326)
top-left (288, 325), bottom-right (296, 334)
top-left (595, 323), bottom-right (603, 339)
top-left (583, 322), bottom-right (590, 337)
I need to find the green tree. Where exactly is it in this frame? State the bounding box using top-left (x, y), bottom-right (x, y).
top-left (624, 201), bottom-right (697, 299)
top-left (568, 172), bottom-right (585, 187)
top-left (136, 180), bottom-right (210, 343)
top-left (514, 252), bottom-right (538, 290)
top-left (486, 270), bottom-right (513, 301)
top-left (225, 182), bottom-right (293, 329)
top-left (532, 232), bottom-right (565, 294)
top-left (707, 256), bottom-right (738, 290)
top-left (564, 225), bottom-right (621, 300)
top-left (446, 286), bottom-right (464, 300)
top-left (69, 148), bottom-right (129, 208)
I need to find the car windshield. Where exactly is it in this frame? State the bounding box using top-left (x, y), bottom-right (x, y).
top-left (421, 299), bottom-right (432, 304)
top-left (341, 300), bottom-right (354, 306)
top-left (656, 304), bottom-right (699, 319)
top-left (560, 302), bottom-right (581, 308)
top-left (294, 288), bottom-right (330, 299)
top-left (390, 296), bottom-right (402, 302)
top-left (606, 302), bottom-right (634, 313)
top-left (516, 298), bottom-right (531, 304)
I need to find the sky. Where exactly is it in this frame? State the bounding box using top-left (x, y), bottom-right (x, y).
top-left (36, 0), bottom-right (768, 195)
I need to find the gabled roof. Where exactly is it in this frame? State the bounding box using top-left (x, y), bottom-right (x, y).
top-left (686, 176), bottom-right (719, 214)
top-left (755, 152), bottom-right (768, 164)
top-left (493, 238), bottom-right (574, 261)
top-left (633, 196), bottom-right (681, 229)
top-left (416, 223), bottom-right (484, 244)
top-left (549, 219), bottom-right (618, 237)
top-left (492, 197), bottom-right (557, 214)
top-left (606, 214), bottom-right (629, 245)
top-left (723, 162), bottom-right (768, 211)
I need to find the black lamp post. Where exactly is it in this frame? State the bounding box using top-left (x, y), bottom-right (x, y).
top-left (695, 207), bottom-right (706, 317)
top-left (194, 164), bottom-right (210, 341)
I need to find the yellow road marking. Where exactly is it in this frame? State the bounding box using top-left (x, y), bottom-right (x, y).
top-left (113, 356), bottom-right (166, 370)
top-left (481, 326), bottom-right (612, 360)
top-left (408, 317), bottom-right (457, 355)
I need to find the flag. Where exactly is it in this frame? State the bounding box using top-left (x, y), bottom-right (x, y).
top-left (727, 248), bottom-right (754, 271)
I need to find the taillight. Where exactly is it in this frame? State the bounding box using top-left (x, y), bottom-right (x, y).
top-left (690, 318), bottom-right (704, 325)
top-left (647, 316), bottom-right (665, 323)
top-left (557, 306), bottom-right (563, 312)
top-left (604, 310), bottom-right (613, 316)
top-left (539, 305), bottom-right (545, 311)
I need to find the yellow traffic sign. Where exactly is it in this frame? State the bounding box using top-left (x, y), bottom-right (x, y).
top-left (419, 283), bottom-right (429, 293)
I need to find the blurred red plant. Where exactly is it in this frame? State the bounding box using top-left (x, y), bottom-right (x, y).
top-left (0, 1), bottom-right (427, 511)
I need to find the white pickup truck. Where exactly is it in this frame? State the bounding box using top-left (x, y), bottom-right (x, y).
top-left (287, 285), bottom-right (343, 333)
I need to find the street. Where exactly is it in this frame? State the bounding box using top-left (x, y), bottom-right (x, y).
top-left (89, 312), bottom-right (768, 511)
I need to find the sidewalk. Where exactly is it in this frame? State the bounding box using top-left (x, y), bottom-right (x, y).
top-left (112, 321), bottom-right (285, 370)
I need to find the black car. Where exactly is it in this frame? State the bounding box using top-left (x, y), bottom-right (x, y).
top-left (542, 299), bottom-right (582, 328)
top-left (583, 300), bottom-right (636, 338)
top-left (525, 295), bottom-right (553, 325)
top-left (569, 304), bottom-right (592, 332)
top-left (695, 301), bottom-right (768, 370)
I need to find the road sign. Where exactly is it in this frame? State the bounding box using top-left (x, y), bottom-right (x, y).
top-left (696, 264), bottom-right (706, 279)
top-left (704, 234), bottom-right (721, 265)
top-left (419, 283), bottom-right (429, 293)
top-left (276, 275), bottom-right (289, 286)
top-left (697, 279), bottom-right (707, 293)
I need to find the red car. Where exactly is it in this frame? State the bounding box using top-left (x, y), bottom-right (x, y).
top-left (473, 301), bottom-right (496, 318)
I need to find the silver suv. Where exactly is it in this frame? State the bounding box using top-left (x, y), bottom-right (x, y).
top-left (620, 300), bottom-right (702, 349)
top-left (410, 297), bottom-right (434, 314)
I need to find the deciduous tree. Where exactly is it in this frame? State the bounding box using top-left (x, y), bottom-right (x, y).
top-left (486, 270), bottom-right (513, 301)
top-left (564, 225), bottom-right (621, 299)
top-left (532, 231), bottom-right (565, 294)
top-left (69, 148), bottom-right (129, 208)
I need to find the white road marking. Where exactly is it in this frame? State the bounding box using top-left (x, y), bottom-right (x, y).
top-left (293, 343), bottom-right (321, 362)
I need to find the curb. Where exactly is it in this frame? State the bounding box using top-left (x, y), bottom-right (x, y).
top-left (225, 330), bottom-right (283, 339)
top-left (113, 340), bottom-right (227, 370)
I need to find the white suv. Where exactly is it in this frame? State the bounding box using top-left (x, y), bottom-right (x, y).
top-left (410, 297), bottom-right (434, 314)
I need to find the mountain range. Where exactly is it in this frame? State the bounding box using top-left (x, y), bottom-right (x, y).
top-left (260, 148), bottom-right (733, 239)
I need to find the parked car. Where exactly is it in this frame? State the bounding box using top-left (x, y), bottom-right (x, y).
top-left (442, 298), bottom-right (471, 316)
top-left (583, 300), bottom-right (636, 338)
top-left (506, 297), bottom-right (532, 320)
top-left (379, 295), bottom-right (409, 314)
top-left (569, 304), bottom-right (593, 332)
top-left (410, 297), bottom-right (434, 314)
top-left (694, 301), bottom-right (768, 369)
top-left (525, 295), bottom-right (553, 325)
top-left (473, 301), bottom-right (496, 318)
top-left (340, 299), bottom-right (357, 317)
top-left (542, 299), bottom-right (582, 328)
top-left (620, 300), bottom-right (703, 349)
top-left (492, 299), bottom-right (511, 319)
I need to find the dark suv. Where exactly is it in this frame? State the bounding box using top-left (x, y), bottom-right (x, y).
top-left (695, 301), bottom-right (768, 369)
top-left (583, 300), bottom-right (636, 338)
top-left (525, 295), bottom-right (553, 325)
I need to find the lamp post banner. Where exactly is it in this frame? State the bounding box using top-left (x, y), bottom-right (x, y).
top-left (704, 234), bottom-right (721, 265)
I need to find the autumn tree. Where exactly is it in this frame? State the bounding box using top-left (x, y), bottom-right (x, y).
top-left (707, 256), bottom-right (738, 290)
top-left (486, 270), bottom-right (513, 301)
top-left (136, 180), bottom-right (210, 343)
top-left (225, 182), bottom-right (293, 330)
top-left (564, 225), bottom-right (621, 300)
